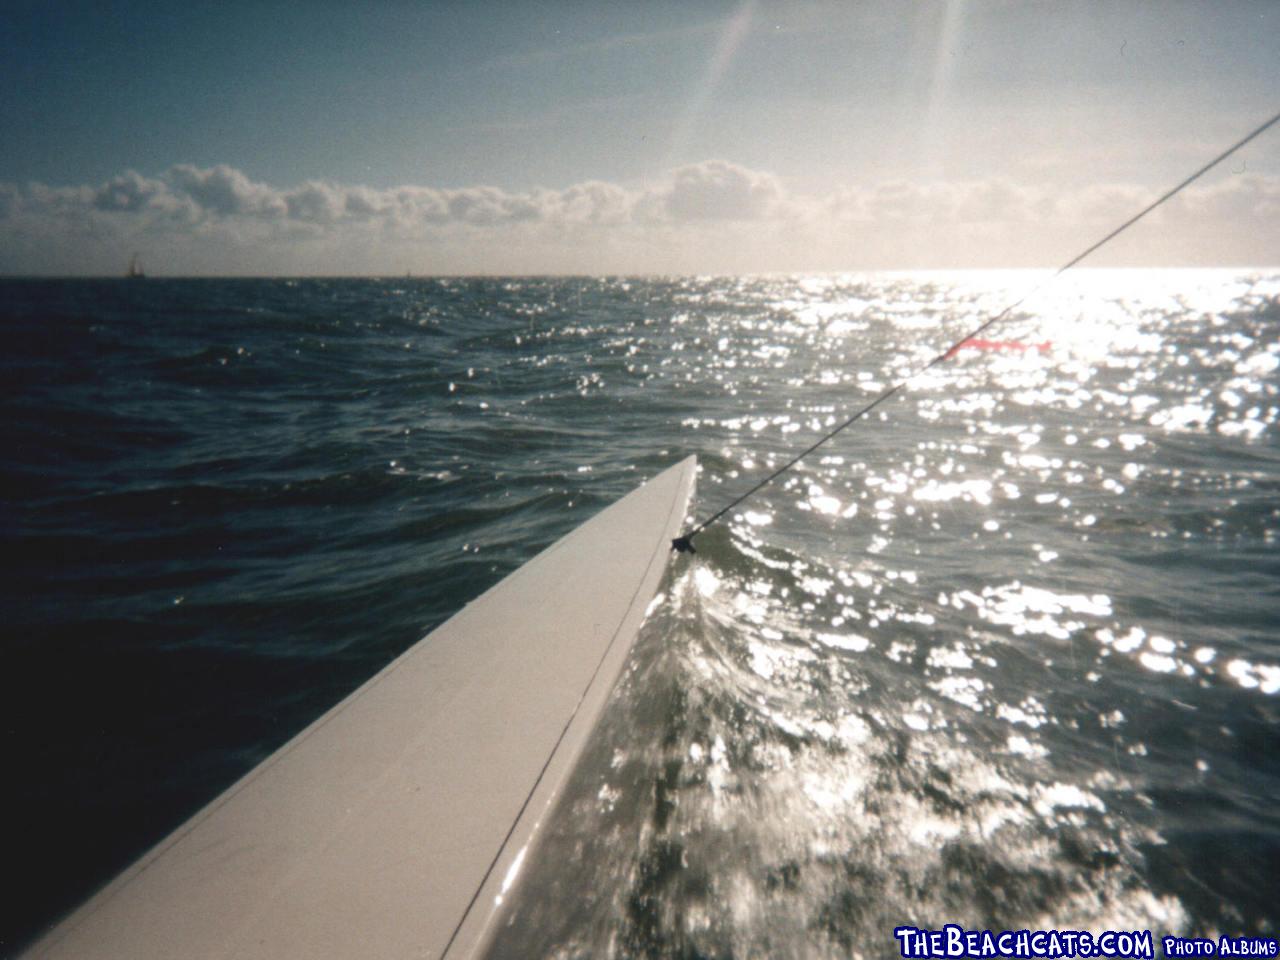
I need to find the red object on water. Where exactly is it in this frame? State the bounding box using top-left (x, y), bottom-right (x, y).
top-left (944, 339), bottom-right (1052, 360)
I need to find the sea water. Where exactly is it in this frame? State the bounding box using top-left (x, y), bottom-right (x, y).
top-left (2, 271), bottom-right (1277, 955)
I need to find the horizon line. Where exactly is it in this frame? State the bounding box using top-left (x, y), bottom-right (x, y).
top-left (3, 265), bottom-right (1279, 282)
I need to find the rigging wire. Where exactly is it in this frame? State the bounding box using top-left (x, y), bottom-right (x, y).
top-left (672, 108), bottom-right (1280, 553)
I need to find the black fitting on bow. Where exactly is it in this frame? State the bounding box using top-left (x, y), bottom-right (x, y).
top-left (671, 535), bottom-right (696, 554)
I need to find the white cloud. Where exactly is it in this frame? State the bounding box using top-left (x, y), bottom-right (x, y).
top-left (284, 182), bottom-right (344, 224)
top-left (1, 161), bottom-right (1276, 275)
top-left (659, 160), bottom-right (786, 221)
top-left (1167, 174), bottom-right (1280, 223)
top-left (828, 178), bottom-right (1115, 226)
top-left (536, 181), bottom-right (634, 225)
top-left (169, 164), bottom-right (287, 219)
top-left (1059, 182), bottom-right (1158, 224)
top-left (92, 170), bottom-right (186, 216)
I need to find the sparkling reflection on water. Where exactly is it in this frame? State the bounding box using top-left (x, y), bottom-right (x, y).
top-left (488, 271), bottom-right (1280, 959)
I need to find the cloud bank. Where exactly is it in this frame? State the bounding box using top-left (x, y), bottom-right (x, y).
top-left (1, 159), bottom-right (1276, 275)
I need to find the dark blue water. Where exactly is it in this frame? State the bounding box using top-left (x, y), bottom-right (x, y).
top-left (2, 272), bottom-right (1277, 956)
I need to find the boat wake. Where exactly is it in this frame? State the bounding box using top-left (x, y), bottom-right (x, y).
top-left (488, 532), bottom-right (1187, 959)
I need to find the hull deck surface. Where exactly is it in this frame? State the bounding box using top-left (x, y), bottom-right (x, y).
top-left (26, 456), bottom-right (697, 960)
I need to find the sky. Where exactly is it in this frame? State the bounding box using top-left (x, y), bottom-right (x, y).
top-left (1, 0), bottom-right (1278, 276)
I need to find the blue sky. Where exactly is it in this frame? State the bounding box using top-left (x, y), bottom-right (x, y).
top-left (2, 1), bottom-right (1278, 274)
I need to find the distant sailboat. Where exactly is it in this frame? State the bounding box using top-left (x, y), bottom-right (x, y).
top-left (125, 254), bottom-right (145, 279)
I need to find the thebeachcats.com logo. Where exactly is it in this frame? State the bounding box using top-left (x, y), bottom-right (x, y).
top-left (893, 925), bottom-right (1279, 960)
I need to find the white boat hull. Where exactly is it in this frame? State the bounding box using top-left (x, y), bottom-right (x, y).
top-left (26, 456), bottom-right (697, 960)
